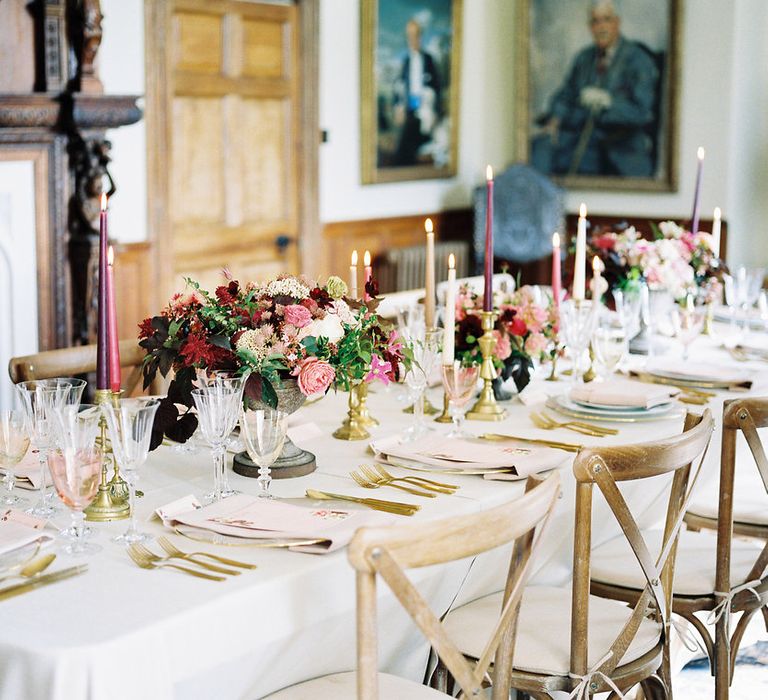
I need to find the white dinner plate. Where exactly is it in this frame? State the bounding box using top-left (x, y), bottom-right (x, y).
top-left (548, 395), bottom-right (680, 423)
top-left (572, 399), bottom-right (654, 412)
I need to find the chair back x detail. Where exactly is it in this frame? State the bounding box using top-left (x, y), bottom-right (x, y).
top-left (570, 411), bottom-right (714, 688)
top-left (348, 472), bottom-right (560, 700)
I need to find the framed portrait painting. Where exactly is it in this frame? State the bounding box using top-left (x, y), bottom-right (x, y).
top-left (515, 0), bottom-right (681, 191)
top-left (360, 0), bottom-right (462, 184)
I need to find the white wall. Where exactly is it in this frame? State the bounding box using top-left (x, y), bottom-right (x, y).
top-left (94, 0), bottom-right (768, 267)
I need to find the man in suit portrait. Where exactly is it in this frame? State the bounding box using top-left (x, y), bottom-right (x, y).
top-left (392, 18), bottom-right (443, 166)
top-left (535, 0), bottom-right (660, 178)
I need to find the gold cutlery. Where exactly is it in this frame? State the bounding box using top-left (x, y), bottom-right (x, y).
top-left (156, 536), bottom-right (257, 569)
top-left (370, 464), bottom-right (458, 493)
top-left (0, 553), bottom-right (56, 586)
top-left (480, 433), bottom-right (583, 453)
top-left (540, 410), bottom-right (619, 435)
top-left (132, 542), bottom-right (241, 576)
top-left (678, 394), bottom-right (709, 405)
top-left (126, 545), bottom-right (228, 581)
top-left (530, 411), bottom-right (617, 437)
top-left (350, 468), bottom-right (437, 498)
top-left (0, 564), bottom-right (88, 602)
top-left (305, 488), bottom-right (419, 516)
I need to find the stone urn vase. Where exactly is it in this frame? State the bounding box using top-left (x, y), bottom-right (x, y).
top-left (232, 378), bottom-right (316, 479)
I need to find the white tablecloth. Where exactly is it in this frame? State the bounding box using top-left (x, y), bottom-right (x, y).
top-left (1, 334), bottom-right (765, 700)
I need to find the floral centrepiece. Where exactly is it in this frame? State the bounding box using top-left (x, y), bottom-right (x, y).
top-left (587, 221), bottom-right (724, 301)
top-left (139, 274), bottom-right (409, 449)
top-left (454, 284), bottom-right (558, 393)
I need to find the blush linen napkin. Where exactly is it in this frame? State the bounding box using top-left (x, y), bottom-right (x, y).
top-left (160, 493), bottom-right (395, 554)
top-left (0, 509), bottom-right (52, 557)
top-left (0, 451), bottom-right (50, 490)
top-left (371, 434), bottom-right (570, 480)
top-left (570, 378), bottom-right (679, 409)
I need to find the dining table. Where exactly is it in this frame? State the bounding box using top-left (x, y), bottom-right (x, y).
top-left (1, 328), bottom-right (766, 700)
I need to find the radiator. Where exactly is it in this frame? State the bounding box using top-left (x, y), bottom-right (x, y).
top-left (375, 241), bottom-right (470, 293)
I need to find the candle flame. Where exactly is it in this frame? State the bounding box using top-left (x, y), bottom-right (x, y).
top-left (592, 255), bottom-right (602, 273)
top-left (108, 245), bottom-right (114, 266)
top-left (425, 218), bottom-right (434, 234)
top-left (714, 206), bottom-right (722, 220)
top-left (351, 250), bottom-right (358, 266)
top-left (697, 146), bottom-right (705, 160)
top-left (100, 193), bottom-right (107, 211)
top-left (579, 202), bottom-right (587, 218)
top-left (448, 253), bottom-right (455, 270)
top-left (552, 232), bottom-right (560, 247)
top-left (363, 250), bottom-right (371, 266)
top-left (486, 165), bottom-right (493, 181)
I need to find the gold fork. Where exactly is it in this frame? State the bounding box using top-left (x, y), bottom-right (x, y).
top-left (530, 412), bottom-right (613, 437)
top-left (305, 488), bottom-right (419, 516)
top-left (369, 464), bottom-right (458, 493)
top-left (126, 545), bottom-right (227, 581)
top-left (540, 410), bottom-right (619, 435)
top-left (359, 464), bottom-right (450, 495)
top-left (156, 536), bottom-right (257, 570)
top-left (133, 542), bottom-right (241, 576)
top-left (350, 469), bottom-right (437, 498)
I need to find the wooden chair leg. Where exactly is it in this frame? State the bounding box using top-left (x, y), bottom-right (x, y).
top-left (714, 613), bottom-right (731, 700)
top-left (682, 611), bottom-right (715, 674)
top-left (640, 674), bottom-right (669, 700)
top-left (729, 609), bottom-right (757, 680)
top-left (762, 605), bottom-right (768, 632)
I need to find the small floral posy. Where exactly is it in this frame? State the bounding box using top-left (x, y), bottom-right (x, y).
top-left (139, 274), bottom-right (411, 450)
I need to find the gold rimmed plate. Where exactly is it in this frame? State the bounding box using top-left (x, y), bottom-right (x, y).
top-left (173, 525), bottom-right (327, 549)
top-left (546, 396), bottom-right (684, 423)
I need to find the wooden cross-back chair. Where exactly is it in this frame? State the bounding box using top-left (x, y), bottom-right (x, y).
top-left (265, 472), bottom-right (560, 700)
top-left (440, 411), bottom-right (714, 700)
top-left (8, 340), bottom-right (147, 395)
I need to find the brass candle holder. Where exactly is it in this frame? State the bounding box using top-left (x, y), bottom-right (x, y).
top-left (435, 392), bottom-right (453, 423)
top-left (466, 311), bottom-right (507, 421)
top-left (84, 389), bottom-right (130, 522)
top-left (355, 381), bottom-right (379, 428)
top-left (333, 384), bottom-right (371, 441)
top-left (702, 301), bottom-right (715, 336)
top-left (546, 347), bottom-right (560, 382)
top-left (582, 345), bottom-right (597, 383)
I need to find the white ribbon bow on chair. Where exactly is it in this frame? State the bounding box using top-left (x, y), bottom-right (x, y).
top-left (706, 579), bottom-right (763, 626)
top-left (567, 651), bottom-right (625, 699)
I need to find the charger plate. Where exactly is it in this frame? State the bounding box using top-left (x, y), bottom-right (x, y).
top-left (547, 396), bottom-right (683, 423)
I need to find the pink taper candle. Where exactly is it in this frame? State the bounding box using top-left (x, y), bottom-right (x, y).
top-left (691, 147), bottom-right (705, 235)
top-left (483, 165), bottom-right (494, 311)
top-left (96, 193), bottom-right (109, 390)
top-left (363, 250), bottom-right (372, 301)
top-left (551, 232), bottom-right (561, 310)
top-left (107, 246), bottom-right (121, 393)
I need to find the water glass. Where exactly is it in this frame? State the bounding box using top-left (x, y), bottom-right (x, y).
top-left (592, 312), bottom-right (629, 378)
top-left (403, 327), bottom-right (441, 441)
top-left (440, 364), bottom-right (479, 438)
top-left (0, 410), bottom-right (30, 506)
top-left (240, 409), bottom-right (288, 498)
top-left (103, 398), bottom-right (160, 544)
top-left (560, 300), bottom-right (598, 383)
top-left (672, 297), bottom-right (707, 361)
top-left (16, 378), bottom-right (86, 517)
top-left (612, 287), bottom-right (642, 340)
top-left (192, 386), bottom-right (243, 502)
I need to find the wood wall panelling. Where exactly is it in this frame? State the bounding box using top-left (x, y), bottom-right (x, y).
top-left (112, 242), bottom-right (153, 343)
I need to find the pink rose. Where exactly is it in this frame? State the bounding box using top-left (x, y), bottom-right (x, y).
top-left (524, 332), bottom-right (548, 357)
top-left (493, 331), bottom-right (512, 361)
top-left (296, 358), bottom-right (335, 396)
top-left (283, 304), bottom-right (312, 328)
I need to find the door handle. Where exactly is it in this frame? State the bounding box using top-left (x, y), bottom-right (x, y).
top-left (275, 235), bottom-right (294, 253)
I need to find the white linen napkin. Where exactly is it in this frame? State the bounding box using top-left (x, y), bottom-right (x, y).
top-left (371, 435), bottom-right (569, 478)
top-left (161, 493), bottom-right (394, 554)
top-left (570, 379), bottom-right (679, 409)
top-left (0, 509), bottom-right (51, 557)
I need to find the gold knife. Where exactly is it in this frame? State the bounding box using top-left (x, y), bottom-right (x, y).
top-left (479, 434), bottom-right (583, 453)
top-left (0, 564), bottom-right (88, 602)
top-left (305, 489), bottom-right (419, 516)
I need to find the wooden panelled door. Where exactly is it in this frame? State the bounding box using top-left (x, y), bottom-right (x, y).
top-left (147, 0), bottom-right (309, 298)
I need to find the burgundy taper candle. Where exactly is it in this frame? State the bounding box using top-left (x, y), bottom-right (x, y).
top-left (96, 193), bottom-right (109, 390)
top-left (483, 165), bottom-right (494, 311)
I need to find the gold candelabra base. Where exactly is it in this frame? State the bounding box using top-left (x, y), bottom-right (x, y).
top-left (84, 389), bottom-right (130, 522)
top-left (582, 345), bottom-right (597, 383)
top-left (435, 392), bottom-right (453, 423)
top-left (355, 382), bottom-right (379, 428)
top-left (545, 350), bottom-right (560, 382)
top-left (702, 302), bottom-right (715, 336)
top-left (466, 311), bottom-right (507, 422)
top-left (333, 384), bottom-right (371, 441)
top-left (402, 395), bottom-right (439, 416)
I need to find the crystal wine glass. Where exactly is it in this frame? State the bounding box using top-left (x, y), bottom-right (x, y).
top-left (612, 287), bottom-right (642, 340)
top-left (239, 409), bottom-right (288, 499)
top-left (192, 386), bottom-right (243, 503)
top-left (440, 363), bottom-right (480, 438)
top-left (592, 312), bottom-right (629, 379)
top-left (103, 398), bottom-right (160, 544)
top-left (560, 300), bottom-right (598, 384)
top-left (16, 378), bottom-right (86, 517)
top-left (403, 327), bottom-right (441, 441)
top-left (0, 410), bottom-right (31, 506)
top-left (199, 371), bottom-right (247, 471)
top-left (672, 295), bottom-right (707, 361)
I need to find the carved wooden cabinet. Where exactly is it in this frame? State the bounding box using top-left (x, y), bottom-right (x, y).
top-left (0, 0), bottom-right (140, 350)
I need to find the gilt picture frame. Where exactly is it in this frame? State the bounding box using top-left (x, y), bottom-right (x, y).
top-left (515, 0), bottom-right (681, 192)
top-left (361, 0), bottom-right (462, 184)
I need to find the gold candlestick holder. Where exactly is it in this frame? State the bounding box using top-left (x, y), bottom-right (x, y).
top-left (84, 389), bottom-right (130, 522)
top-left (333, 384), bottom-right (371, 441)
top-left (582, 345), bottom-right (597, 383)
top-left (435, 392), bottom-right (453, 423)
top-left (402, 395), bottom-right (440, 416)
top-left (355, 382), bottom-right (379, 428)
top-left (702, 301), bottom-right (715, 336)
top-left (546, 346), bottom-right (560, 381)
top-left (466, 311), bottom-right (507, 421)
